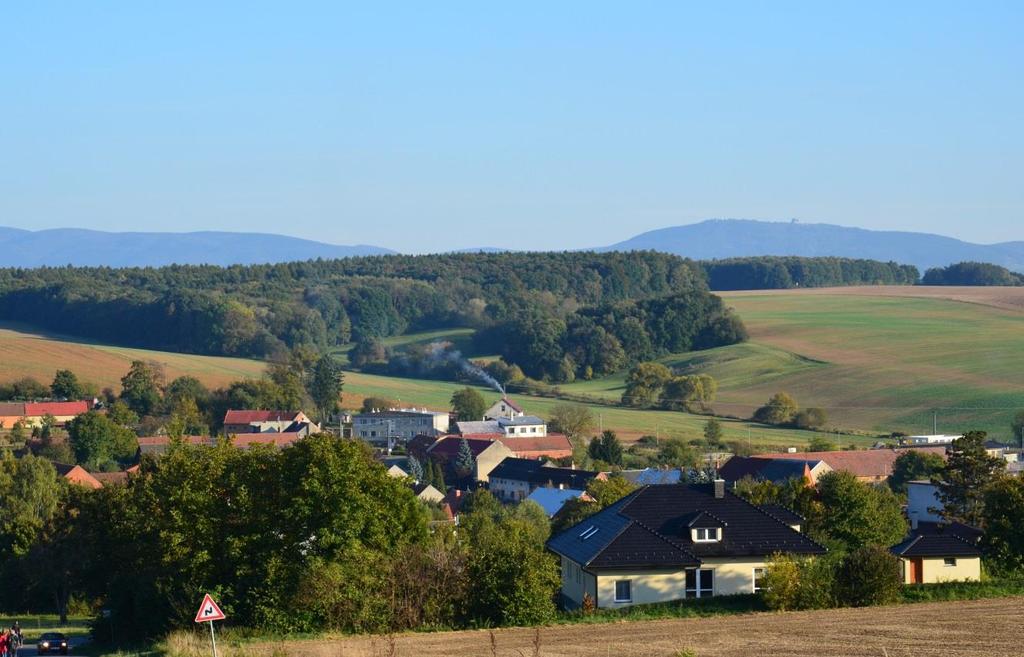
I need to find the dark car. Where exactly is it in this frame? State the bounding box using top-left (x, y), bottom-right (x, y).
top-left (37, 632), bottom-right (68, 656)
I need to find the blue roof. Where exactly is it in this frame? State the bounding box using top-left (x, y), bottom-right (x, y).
top-left (623, 468), bottom-right (684, 485)
top-left (525, 487), bottom-right (587, 517)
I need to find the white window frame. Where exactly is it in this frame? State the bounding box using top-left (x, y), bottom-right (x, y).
top-left (685, 568), bottom-right (715, 598)
top-left (693, 527), bottom-right (721, 542)
top-left (753, 567), bottom-right (767, 593)
top-left (614, 579), bottom-right (632, 603)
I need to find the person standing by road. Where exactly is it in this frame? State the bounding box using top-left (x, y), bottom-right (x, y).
top-left (1, 627), bottom-right (11, 657)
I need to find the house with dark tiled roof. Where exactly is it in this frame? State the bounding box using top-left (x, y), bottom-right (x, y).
top-left (547, 480), bottom-right (825, 609)
top-left (891, 520), bottom-right (982, 584)
top-left (488, 457), bottom-right (605, 502)
top-left (718, 455), bottom-right (831, 486)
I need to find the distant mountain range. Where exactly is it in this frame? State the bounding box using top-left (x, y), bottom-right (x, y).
top-left (0, 227), bottom-right (393, 267)
top-left (2, 221), bottom-right (1021, 272)
top-left (601, 220), bottom-right (1024, 273)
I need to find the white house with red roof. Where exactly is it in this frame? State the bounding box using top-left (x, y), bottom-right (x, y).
top-left (485, 397), bottom-right (524, 421)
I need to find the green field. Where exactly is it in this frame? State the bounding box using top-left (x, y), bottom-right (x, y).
top-left (703, 290), bottom-right (1024, 438)
top-left (7, 286), bottom-right (1019, 444)
top-left (342, 369), bottom-right (857, 448)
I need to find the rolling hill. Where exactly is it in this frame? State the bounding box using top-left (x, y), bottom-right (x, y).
top-left (602, 219), bottom-right (1024, 273)
top-left (0, 227), bottom-right (393, 267)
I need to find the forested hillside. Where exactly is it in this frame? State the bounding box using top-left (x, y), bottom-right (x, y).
top-left (701, 256), bottom-right (920, 290)
top-left (0, 252), bottom-right (744, 381)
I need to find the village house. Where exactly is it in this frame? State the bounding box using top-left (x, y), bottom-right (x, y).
top-left (488, 457), bottom-right (604, 502)
top-left (891, 519), bottom-right (982, 584)
top-left (525, 487), bottom-right (591, 518)
top-left (0, 400), bottom-right (92, 428)
top-left (352, 408), bottom-right (450, 444)
top-left (547, 481), bottom-right (825, 609)
top-left (751, 447), bottom-right (948, 484)
top-left (222, 410), bottom-right (319, 435)
top-left (457, 415), bottom-right (548, 438)
top-left (137, 431), bottom-right (306, 456)
top-left (53, 462), bottom-right (103, 489)
top-left (484, 396), bottom-right (524, 421)
top-left (718, 456), bottom-right (831, 486)
top-left (408, 434), bottom-right (514, 485)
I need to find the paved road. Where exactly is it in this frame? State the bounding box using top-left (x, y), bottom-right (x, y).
top-left (13, 635), bottom-right (88, 657)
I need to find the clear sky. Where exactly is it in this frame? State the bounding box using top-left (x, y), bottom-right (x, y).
top-left (2, 2), bottom-right (1021, 253)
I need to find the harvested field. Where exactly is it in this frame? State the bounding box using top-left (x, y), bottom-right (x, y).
top-left (728, 284), bottom-right (1024, 312)
top-left (0, 321), bottom-right (266, 390)
top-left (184, 597), bottom-right (1023, 657)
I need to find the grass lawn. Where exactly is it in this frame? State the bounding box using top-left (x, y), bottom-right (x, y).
top-left (0, 614), bottom-right (90, 641)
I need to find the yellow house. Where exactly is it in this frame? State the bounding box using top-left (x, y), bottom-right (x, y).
top-left (891, 522), bottom-right (982, 584)
top-left (547, 481), bottom-right (825, 609)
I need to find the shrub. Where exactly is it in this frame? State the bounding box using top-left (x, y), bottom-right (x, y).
top-left (835, 545), bottom-right (902, 607)
top-left (761, 553), bottom-right (838, 611)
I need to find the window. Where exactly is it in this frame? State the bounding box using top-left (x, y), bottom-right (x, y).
top-left (753, 568), bottom-right (766, 593)
top-left (685, 568), bottom-right (714, 598)
top-left (614, 580), bottom-right (632, 603)
top-left (944, 558), bottom-right (957, 567)
top-left (694, 527), bottom-right (720, 542)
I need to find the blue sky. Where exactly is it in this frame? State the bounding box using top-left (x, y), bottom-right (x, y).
top-left (2, 2), bottom-right (1021, 253)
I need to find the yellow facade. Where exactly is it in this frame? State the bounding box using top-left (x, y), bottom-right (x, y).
top-left (560, 556), bottom-right (769, 609)
top-left (900, 556), bottom-right (981, 584)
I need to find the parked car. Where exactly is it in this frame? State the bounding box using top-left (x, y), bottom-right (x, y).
top-left (37, 632), bottom-right (68, 656)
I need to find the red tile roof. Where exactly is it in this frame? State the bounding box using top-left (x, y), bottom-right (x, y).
top-left (223, 410), bottom-right (302, 424)
top-left (25, 401), bottom-right (90, 417)
top-left (757, 447), bottom-right (947, 479)
top-left (500, 434), bottom-right (573, 458)
top-left (52, 463), bottom-right (103, 489)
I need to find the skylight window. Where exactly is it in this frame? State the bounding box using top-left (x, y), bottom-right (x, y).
top-left (579, 526), bottom-right (599, 540)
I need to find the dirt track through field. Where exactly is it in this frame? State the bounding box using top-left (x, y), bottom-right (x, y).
top-left (273, 597), bottom-right (1024, 657)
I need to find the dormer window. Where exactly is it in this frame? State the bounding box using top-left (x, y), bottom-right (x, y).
top-left (693, 527), bottom-right (721, 542)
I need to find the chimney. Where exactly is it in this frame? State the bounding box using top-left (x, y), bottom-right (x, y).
top-left (910, 512), bottom-right (919, 531)
top-left (714, 478), bottom-right (725, 499)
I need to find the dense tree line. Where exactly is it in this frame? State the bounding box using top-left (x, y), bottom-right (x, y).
top-left (0, 252), bottom-right (704, 358)
top-left (0, 439), bottom-right (558, 642)
top-left (921, 261), bottom-right (1024, 286)
top-left (701, 257), bottom-right (919, 290)
top-left (476, 290), bottom-right (747, 382)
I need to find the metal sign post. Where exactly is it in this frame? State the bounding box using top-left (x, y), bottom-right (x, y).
top-left (194, 593), bottom-right (227, 657)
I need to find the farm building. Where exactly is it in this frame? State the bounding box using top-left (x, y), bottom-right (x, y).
top-left (547, 481), bottom-right (825, 609)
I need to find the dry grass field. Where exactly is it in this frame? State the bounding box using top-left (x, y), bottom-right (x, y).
top-left (0, 321), bottom-right (266, 390)
top-left (166, 597), bottom-right (1023, 657)
top-left (728, 284), bottom-right (1024, 312)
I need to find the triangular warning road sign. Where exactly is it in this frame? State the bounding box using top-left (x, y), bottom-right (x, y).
top-left (194, 594), bottom-right (227, 623)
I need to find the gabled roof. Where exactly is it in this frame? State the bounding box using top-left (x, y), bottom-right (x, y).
top-left (52, 463), bottom-right (103, 489)
top-left (758, 447), bottom-right (947, 479)
top-left (488, 457), bottom-right (600, 488)
top-left (718, 455), bottom-right (822, 484)
top-left (548, 483), bottom-right (825, 569)
top-left (891, 532), bottom-right (981, 558)
top-left (498, 397), bottom-right (523, 412)
top-left (426, 436), bottom-right (503, 459)
top-left (499, 434), bottom-right (573, 456)
top-left (0, 402), bottom-right (24, 416)
top-left (24, 401), bottom-right (90, 416)
top-left (525, 487), bottom-right (587, 517)
top-left (621, 468), bottom-right (684, 485)
top-left (456, 420), bottom-right (501, 434)
top-left (759, 504), bottom-right (805, 527)
top-left (223, 410), bottom-right (302, 424)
